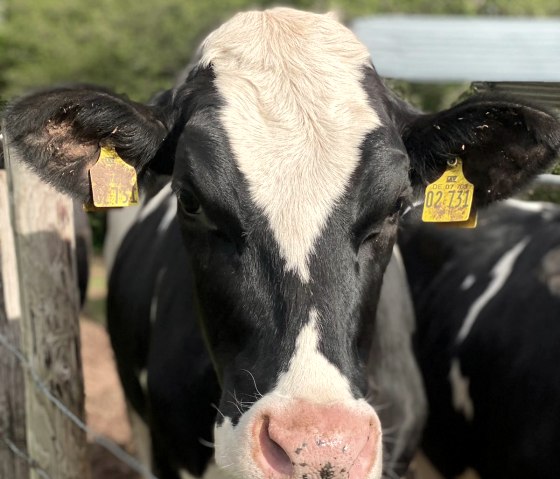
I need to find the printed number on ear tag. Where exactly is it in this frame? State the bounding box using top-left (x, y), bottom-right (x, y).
top-left (87, 146), bottom-right (139, 208)
top-left (422, 159), bottom-right (474, 226)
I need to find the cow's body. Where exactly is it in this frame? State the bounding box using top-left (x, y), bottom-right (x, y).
top-left (400, 199), bottom-right (560, 479)
top-left (4, 7), bottom-right (559, 479)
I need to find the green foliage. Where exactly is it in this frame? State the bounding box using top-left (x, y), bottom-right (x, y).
top-left (523, 185), bottom-right (560, 204)
top-left (88, 211), bottom-right (107, 254)
top-left (385, 80), bottom-right (470, 111)
top-left (0, 0), bottom-right (273, 101)
top-left (2, 0), bottom-right (560, 103)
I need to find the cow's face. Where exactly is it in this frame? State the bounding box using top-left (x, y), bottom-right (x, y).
top-left (165, 11), bottom-right (413, 478)
top-left (4, 7), bottom-right (559, 479)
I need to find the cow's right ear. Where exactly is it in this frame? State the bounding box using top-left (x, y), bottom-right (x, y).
top-left (401, 94), bottom-right (560, 207)
top-left (2, 85), bottom-right (173, 202)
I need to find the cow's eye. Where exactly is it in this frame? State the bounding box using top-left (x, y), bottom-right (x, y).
top-left (361, 229), bottom-right (381, 245)
top-left (177, 190), bottom-right (202, 215)
top-left (392, 196), bottom-right (410, 218)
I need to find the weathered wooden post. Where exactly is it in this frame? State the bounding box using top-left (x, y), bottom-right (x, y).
top-left (0, 138), bottom-right (29, 478)
top-left (1, 122), bottom-right (89, 479)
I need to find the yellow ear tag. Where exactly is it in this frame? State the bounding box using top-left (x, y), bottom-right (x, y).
top-left (422, 159), bottom-right (475, 226)
top-left (88, 146), bottom-right (139, 208)
top-left (437, 208), bottom-right (478, 229)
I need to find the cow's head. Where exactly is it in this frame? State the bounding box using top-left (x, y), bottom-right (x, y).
top-left (3, 8), bottom-right (559, 479)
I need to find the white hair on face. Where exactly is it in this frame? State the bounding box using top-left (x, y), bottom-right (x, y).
top-left (273, 307), bottom-right (354, 402)
top-left (200, 8), bottom-right (381, 282)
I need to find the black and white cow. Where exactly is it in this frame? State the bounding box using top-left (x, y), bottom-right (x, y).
top-left (2, 8), bottom-right (559, 479)
top-left (400, 199), bottom-right (560, 479)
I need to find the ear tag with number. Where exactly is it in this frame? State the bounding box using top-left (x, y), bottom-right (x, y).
top-left (87, 146), bottom-right (139, 209)
top-left (422, 159), bottom-right (475, 226)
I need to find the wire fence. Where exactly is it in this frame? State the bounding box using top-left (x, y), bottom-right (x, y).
top-left (2, 436), bottom-right (52, 479)
top-left (0, 330), bottom-right (159, 479)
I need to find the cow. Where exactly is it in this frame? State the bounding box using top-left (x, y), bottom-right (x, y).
top-left (399, 199), bottom-right (560, 479)
top-left (2, 7), bottom-right (559, 479)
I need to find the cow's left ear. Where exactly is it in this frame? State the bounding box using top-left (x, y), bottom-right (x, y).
top-left (403, 95), bottom-right (560, 206)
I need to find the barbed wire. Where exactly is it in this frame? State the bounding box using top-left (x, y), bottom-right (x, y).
top-left (0, 330), bottom-right (159, 479)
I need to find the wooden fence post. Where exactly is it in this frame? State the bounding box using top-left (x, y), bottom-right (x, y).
top-left (2, 124), bottom-right (89, 479)
top-left (0, 164), bottom-right (29, 479)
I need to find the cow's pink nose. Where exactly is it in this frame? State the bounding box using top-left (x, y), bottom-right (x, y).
top-left (253, 401), bottom-right (381, 479)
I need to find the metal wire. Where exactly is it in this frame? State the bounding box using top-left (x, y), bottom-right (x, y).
top-left (0, 330), bottom-right (158, 479)
top-left (1, 435), bottom-right (52, 479)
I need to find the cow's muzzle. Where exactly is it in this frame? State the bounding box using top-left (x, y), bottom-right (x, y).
top-left (250, 400), bottom-right (382, 479)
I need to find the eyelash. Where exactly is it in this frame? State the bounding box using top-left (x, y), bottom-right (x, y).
top-left (393, 196), bottom-right (411, 217)
top-left (358, 196), bottom-right (409, 246)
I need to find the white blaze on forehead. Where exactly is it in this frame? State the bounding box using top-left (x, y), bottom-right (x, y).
top-left (274, 308), bottom-right (354, 402)
top-left (199, 8), bottom-right (381, 282)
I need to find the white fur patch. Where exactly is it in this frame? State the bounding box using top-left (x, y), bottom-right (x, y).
top-left (456, 238), bottom-right (529, 343)
top-left (505, 198), bottom-right (547, 213)
top-left (274, 308), bottom-right (354, 401)
top-left (128, 406), bottom-right (152, 477)
top-left (449, 358), bottom-right (474, 421)
top-left (460, 274), bottom-right (476, 291)
top-left (137, 183), bottom-right (173, 222)
top-left (158, 196), bottom-right (177, 233)
top-left (200, 8), bottom-right (380, 282)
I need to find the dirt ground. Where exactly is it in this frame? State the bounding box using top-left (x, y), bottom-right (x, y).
top-left (80, 256), bottom-right (139, 479)
top-left (80, 257), bottom-right (476, 479)
top-left (81, 318), bottom-right (139, 479)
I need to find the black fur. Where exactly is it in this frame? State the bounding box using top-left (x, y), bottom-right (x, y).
top-left (400, 201), bottom-right (560, 478)
top-left (108, 199), bottom-right (218, 476)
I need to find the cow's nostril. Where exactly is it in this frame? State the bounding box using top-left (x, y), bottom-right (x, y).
top-left (258, 416), bottom-right (294, 476)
